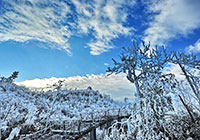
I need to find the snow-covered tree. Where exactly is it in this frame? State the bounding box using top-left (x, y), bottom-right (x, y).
top-left (0, 71), bottom-right (19, 83)
top-left (107, 42), bottom-right (175, 139)
top-left (107, 41), bottom-right (200, 139)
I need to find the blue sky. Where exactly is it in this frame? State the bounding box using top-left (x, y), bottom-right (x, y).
top-left (0, 0), bottom-right (200, 82)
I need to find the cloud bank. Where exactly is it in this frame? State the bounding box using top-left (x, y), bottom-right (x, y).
top-left (18, 73), bottom-right (135, 101)
top-left (17, 64), bottom-right (186, 102)
top-left (0, 0), bottom-right (135, 55)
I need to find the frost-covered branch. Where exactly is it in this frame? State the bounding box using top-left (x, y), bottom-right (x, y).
top-left (171, 52), bottom-right (200, 106)
top-left (107, 41), bottom-right (171, 99)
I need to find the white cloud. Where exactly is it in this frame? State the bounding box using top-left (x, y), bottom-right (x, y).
top-left (186, 39), bottom-right (200, 53)
top-left (0, 0), bottom-right (135, 55)
top-left (17, 73), bottom-right (135, 101)
top-left (143, 0), bottom-right (200, 45)
top-left (72, 0), bottom-right (135, 55)
top-left (0, 0), bottom-right (73, 54)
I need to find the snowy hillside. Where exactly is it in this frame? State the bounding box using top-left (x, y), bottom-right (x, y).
top-left (0, 79), bottom-right (132, 139)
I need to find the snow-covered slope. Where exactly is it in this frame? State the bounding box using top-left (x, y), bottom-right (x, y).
top-left (0, 79), bottom-right (132, 139)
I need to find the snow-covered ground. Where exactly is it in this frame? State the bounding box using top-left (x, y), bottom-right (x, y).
top-left (0, 79), bottom-right (133, 139)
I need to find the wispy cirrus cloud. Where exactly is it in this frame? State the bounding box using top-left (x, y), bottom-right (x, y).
top-left (0, 0), bottom-right (73, 54)
top-left (143, 0), bottom-right (200, 46)
top-left (0, 0), bottom-right (135, 55)
top-left (72, 0), bottom-right (135, 55)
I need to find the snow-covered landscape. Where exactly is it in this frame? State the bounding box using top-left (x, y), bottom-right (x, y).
top-left (1, 0), bottom-right (200, 139)
top-left (0, 76), bottom-right (133, 139)
top-left (1, 43), bottom-right (200, 140)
